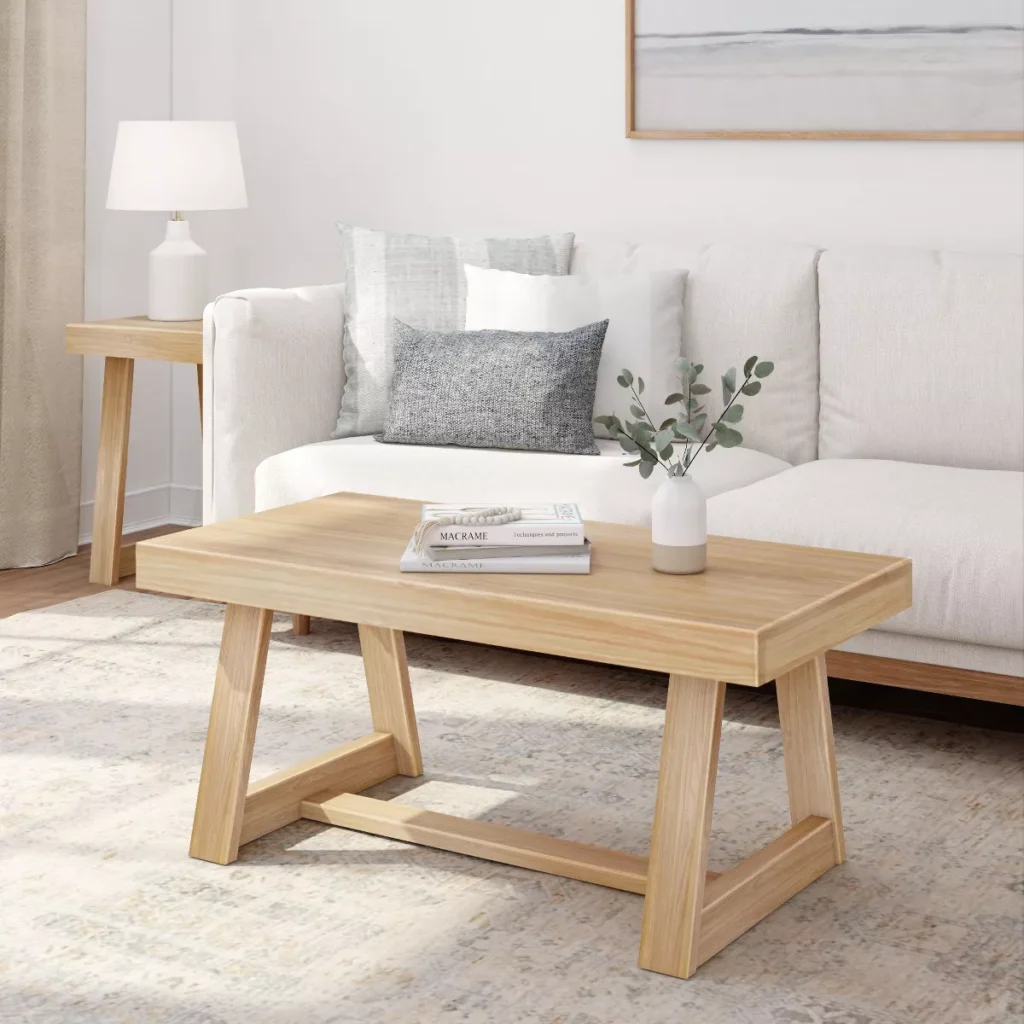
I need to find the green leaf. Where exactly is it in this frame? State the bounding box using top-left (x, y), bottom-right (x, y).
top-left (629, 404), bottom-right (645, 420)
top-left (741, 380), bottom-right (762, 396)
top-left (653, 427), bottom-right (675, 452)
top-left (639, 444), bottom-right (658, 462)
top-left (721, 403), bottom-right (744, 423)
top-left (658, 443), bottom-right (674, 461)
top-left (623, 459), bottom-right (641, 467)
top-left (637, 376), bottom-right (645, 394)
top-left (659, 417), bottom-right (677, 430)
top-left (664, 392), bottom-right (686, 405)
top-left (638, 460), bottom-right (655, 479)
top-left (692, 412), bottom-right (708, 432)
top-left (692, 363), bottom-right (704, 376)
top-left (743, 355), bottom-right (758, 376)
top-left (617, 369), bottom-right (633, 388)
top-left (690, 383), bottom-right (712, 395)
top-left (714, 423), bottom-right (743, 448)
top-left (705, 440), bottom-right (718, 453)
top-left (754, 360), bottom-right (774, 378)
top-left (618, 436), bottom-right (639, 454)
top-left (593, 415), bottom-right (613, 427)
top-left (672, 420), bottom-right (701, 442)
top-left (675, 356), bottom-right (692, 375)
top-left (721, 367), bottom-right (737, 404)
top-left (632, 420), bottom-right (654, 439)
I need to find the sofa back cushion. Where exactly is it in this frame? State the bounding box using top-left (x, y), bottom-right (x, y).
top-left (572, 241), bottom-right (820, 465)
top-left (818, 247), bottom-right (1024, 471)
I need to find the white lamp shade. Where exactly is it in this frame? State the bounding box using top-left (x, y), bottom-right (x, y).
top-left (106, 121), bottom-right (247, 212)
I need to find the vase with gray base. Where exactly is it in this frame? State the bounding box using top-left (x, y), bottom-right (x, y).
top-left (651, 474), bottom-right (707, 574)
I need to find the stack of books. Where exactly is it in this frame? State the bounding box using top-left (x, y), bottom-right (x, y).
top-left (400, 503), bottom-right (590, 574)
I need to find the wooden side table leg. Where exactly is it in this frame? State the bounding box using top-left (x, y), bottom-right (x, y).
top-left (777, 654), bottom-right (846, 863)
top-left (190, 604), bottom-right (274, 864)
top-left (358, 624), bottom-right (423, 776)
top-left (89, 356), bottom-right (134, 585)
top-left (292, 614), bottom-right (311, 636)
top-left (639, 675), bottom-right (726, 978)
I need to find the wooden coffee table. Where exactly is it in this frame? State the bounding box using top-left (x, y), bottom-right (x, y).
top-left (136, 492), bottom-right (911, 979)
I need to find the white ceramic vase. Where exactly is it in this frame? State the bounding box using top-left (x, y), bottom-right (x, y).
top-left (651, 473), bottom-right (707, 574)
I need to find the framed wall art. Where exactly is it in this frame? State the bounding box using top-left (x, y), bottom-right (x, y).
top-left (626, 0), bottom-right (1024, 139)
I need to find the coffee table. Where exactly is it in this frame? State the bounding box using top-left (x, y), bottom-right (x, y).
top-left (136, 492), bottom-right (911, 979)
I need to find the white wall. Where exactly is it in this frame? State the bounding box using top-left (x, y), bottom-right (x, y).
top-left (220, 0), bottom-right (1023, 292)
top-left (84, 0), bottom-right (1024, 538)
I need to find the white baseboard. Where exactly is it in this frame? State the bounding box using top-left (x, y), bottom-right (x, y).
top-left (78, 484), bottom-right (202, 545)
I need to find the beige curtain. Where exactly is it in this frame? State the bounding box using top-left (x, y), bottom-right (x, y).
top-left (0, 0), bottom-right (85, 568)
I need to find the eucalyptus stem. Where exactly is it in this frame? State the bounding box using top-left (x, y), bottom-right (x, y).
top-left (601, 357), bottom-right (773, 483)
top-left (681, 370), bottom-right (754, 474)
top-left (628, 384), bottom-right (674, 474)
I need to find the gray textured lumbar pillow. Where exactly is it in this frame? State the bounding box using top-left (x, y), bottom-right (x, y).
top-left (375, 319), bottom-right (609, 455)
top-left (333, 224), bottom-right (575, 439)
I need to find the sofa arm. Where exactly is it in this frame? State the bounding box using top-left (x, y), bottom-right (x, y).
top-left (203, 284), bottom-right (345, 523)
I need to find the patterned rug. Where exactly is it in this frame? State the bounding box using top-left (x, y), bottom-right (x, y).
top-left (1, 590), bottom-right (1020, 1024)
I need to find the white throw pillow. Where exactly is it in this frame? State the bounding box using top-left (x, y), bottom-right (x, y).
top-left (464, 265), bottom-right (686, 438)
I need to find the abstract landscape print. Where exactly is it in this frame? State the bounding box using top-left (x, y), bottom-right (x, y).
top-left (628, 0), bottom-right (1024, 138)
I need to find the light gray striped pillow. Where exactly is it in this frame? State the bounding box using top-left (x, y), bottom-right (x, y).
top-left (332, 224), bottom-right (574, 438)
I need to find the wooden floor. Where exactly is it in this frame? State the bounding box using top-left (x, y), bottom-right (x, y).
top-left (0, 525), bottom-right (183, 619)
top-left (2, 526), bottom-right (1020, 734)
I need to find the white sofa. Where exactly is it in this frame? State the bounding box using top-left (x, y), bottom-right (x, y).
top-left (202, 241), bottom-right (1024, 702)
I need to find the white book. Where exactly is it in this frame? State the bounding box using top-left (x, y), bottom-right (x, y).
top-left (426, 542), bottom-right (587, 561)
top-left (422, 503), bottom-right (584, 547)
top-left (400, 539), bottom-right (591, 574)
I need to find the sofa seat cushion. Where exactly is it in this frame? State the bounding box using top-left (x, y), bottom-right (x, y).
top-left (254, 437), bottom-right (791, 527)
top-left (706, 460), bottom-right (1024, 650)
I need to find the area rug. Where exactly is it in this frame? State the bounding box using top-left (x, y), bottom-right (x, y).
top-left (1, 590), bottom-right (1020, 1024)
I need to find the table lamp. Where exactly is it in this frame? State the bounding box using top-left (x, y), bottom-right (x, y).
top-left (106, 121), bottom-right (247, 321)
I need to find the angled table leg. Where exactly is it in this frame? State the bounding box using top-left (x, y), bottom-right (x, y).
top-left (89, 356), bottom-right (134, 585)
top-left (777, 653), bottom-right (846, 863)
top-left (358, 624), bottom-right (423, 777)
top-left (639, 674), bottom-right (726, 978)
top-left (190, 604), bottom-right (274, 864)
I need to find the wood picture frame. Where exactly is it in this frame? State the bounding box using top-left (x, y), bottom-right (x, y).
top-left (625, 0), bottom-right (1024, 141)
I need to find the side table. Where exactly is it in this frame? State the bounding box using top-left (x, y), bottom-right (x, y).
top-left (66, 317), bottom-right (203, 586)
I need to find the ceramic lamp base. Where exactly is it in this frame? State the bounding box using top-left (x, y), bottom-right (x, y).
top-left (148, 219), bottom-right (207, 321)
top-left (652, 542), bottom-right (707, 575)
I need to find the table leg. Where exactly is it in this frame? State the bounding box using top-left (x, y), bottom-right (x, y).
top-left (358, 625), bottom-right (423, 777)
top-left (89, 356), bottom-right (134, 585)
top-left (292, 614), bottom-right (311, 636)
top-left (190, 604), bottom-right (274, 864)
top-left (639, 674), bottom-right (726, 978)
top-left (777, 654), bottom-right (846, 863)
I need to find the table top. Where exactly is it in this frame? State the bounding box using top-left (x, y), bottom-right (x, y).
top-left (136, 493), bottom-right (911, 685)
top-left (66, 316), bottom-right (203, 363)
